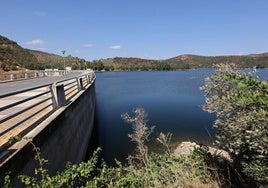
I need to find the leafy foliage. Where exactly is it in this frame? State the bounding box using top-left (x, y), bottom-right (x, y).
top-left (201, 64), bottom-right (268, 187)
top-left (87, 60), bottom-right (104, 71)
top-left (19, 148), bottom-right (100, 188)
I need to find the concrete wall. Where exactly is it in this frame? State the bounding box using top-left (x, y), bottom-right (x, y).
top-left (0, 81), bottom-right (96, 186)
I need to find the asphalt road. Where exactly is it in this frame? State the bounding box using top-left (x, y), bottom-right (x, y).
top-left (0, 71), bottom-right (85, 95)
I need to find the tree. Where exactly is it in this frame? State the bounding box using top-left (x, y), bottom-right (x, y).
top-left (201, 64), bottom-right (268, 187)
top-left (88, 60), bottom-right (104, 71)
top-left (121, 108), bottom-right (155, 167)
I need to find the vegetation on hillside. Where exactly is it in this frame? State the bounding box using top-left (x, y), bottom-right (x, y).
top-left (29, 50), bottom-right (88, 70)
top-left (0, 35), bottom-right (89, 72)
top-left (1, 35), bottom-right (268, 72)
top-left (0, 35), bottom-right (39, 71)
top-left (201, 64), bottom-right (268, 187)
top-left (90, 57), bottom-right (173, 71)
top-left (166, 54), bottom-right (268, 69)
top-left (91, 53), bottom-right (268, 71)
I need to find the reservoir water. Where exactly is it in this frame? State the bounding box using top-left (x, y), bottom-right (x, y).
top-left (94, 69), bottom-right (268, 164)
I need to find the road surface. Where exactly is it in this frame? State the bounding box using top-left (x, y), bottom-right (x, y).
top-left (0, 71), bottom-right (85, 95)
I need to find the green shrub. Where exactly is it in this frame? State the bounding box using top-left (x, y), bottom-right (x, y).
top-left (201, 64), bottom-right (268, 187)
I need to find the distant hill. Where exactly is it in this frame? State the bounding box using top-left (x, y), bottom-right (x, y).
top-left (28, 49), bottom-right (87, 70)
top-left (97, 53), bottom-right (268, 71)
top-left (0, 35), bottom-right (88, 71)
top-left (99, 57), bottom-right (165, 70)
top-left (1, 35), bottom-right (268, 72)
top-left (0, 35), bottom-right (39, 71)
top-left (165, 53), bottom-right (268, 69)
top-left (28, 49), bottom-right (62, 67)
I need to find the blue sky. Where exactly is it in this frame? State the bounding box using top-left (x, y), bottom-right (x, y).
top-left (1, 0), bottom-right (268, 61)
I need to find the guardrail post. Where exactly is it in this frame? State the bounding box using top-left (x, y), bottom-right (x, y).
top-left (76, 77), bottom-right (84, 90)
top-left (25, 73), bottom-right (29, 79)
top-left (87, 74), bottom-right (91, 83)
top-left (57, 85), bottom-right (66, 106)
top-left (86, 75), bottom-right (90, 84)
top-left (90, 73), bottom-right (94, 83)
top-left (50, 84), bottom-right (57, 108)
top-left (50, 83), bottom-right (66, 108)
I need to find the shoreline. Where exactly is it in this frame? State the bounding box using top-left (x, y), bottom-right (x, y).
top-left (173, 141), bottom-right (232, 162)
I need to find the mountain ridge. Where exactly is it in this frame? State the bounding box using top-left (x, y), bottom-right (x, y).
top-left (1, 35), bottom-right (268, 71)
top-left (0, 35), bottom-right (87, 71)
top-left (0, 35), bottom-right (39, 71)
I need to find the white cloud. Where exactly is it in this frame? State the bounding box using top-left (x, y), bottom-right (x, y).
top-left (109, 45), bottom-right (121, 50)
top-left (83, 44), bottom-right (93, 48)
top-left (25, 39), bottom-right (44, 46)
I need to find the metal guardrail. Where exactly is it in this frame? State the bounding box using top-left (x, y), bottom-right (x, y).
top-left (0, 71), bottom-right (96, 151)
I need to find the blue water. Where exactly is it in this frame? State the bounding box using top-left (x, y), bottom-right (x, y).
top-left (94, 69), bottom-right (268, 164)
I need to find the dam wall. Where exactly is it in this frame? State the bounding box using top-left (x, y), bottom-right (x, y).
top-left (0, 74), bottom-right (96, 186)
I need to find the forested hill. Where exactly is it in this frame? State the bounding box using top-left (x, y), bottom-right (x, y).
top-left (101, 53), bottom-right (268, 70)
top-left (0, 35), bottom-right (38, 71)
top-left (28, 50), bottom-right (87, 70)
top-left (99, 53), bottom-right (268, 71)
top-left (1, 35), bottom-right (268, 72)
top-left (165, 53), bottom-right (268, 69)
top-left (0, 35), bottom-right (88, 71)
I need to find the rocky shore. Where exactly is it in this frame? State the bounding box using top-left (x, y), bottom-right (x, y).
top-left (173, 141), bottom-right (232, 162)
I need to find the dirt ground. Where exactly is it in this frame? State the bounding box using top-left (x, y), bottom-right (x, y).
top-left (0, 68), bottom-right (34, 81)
